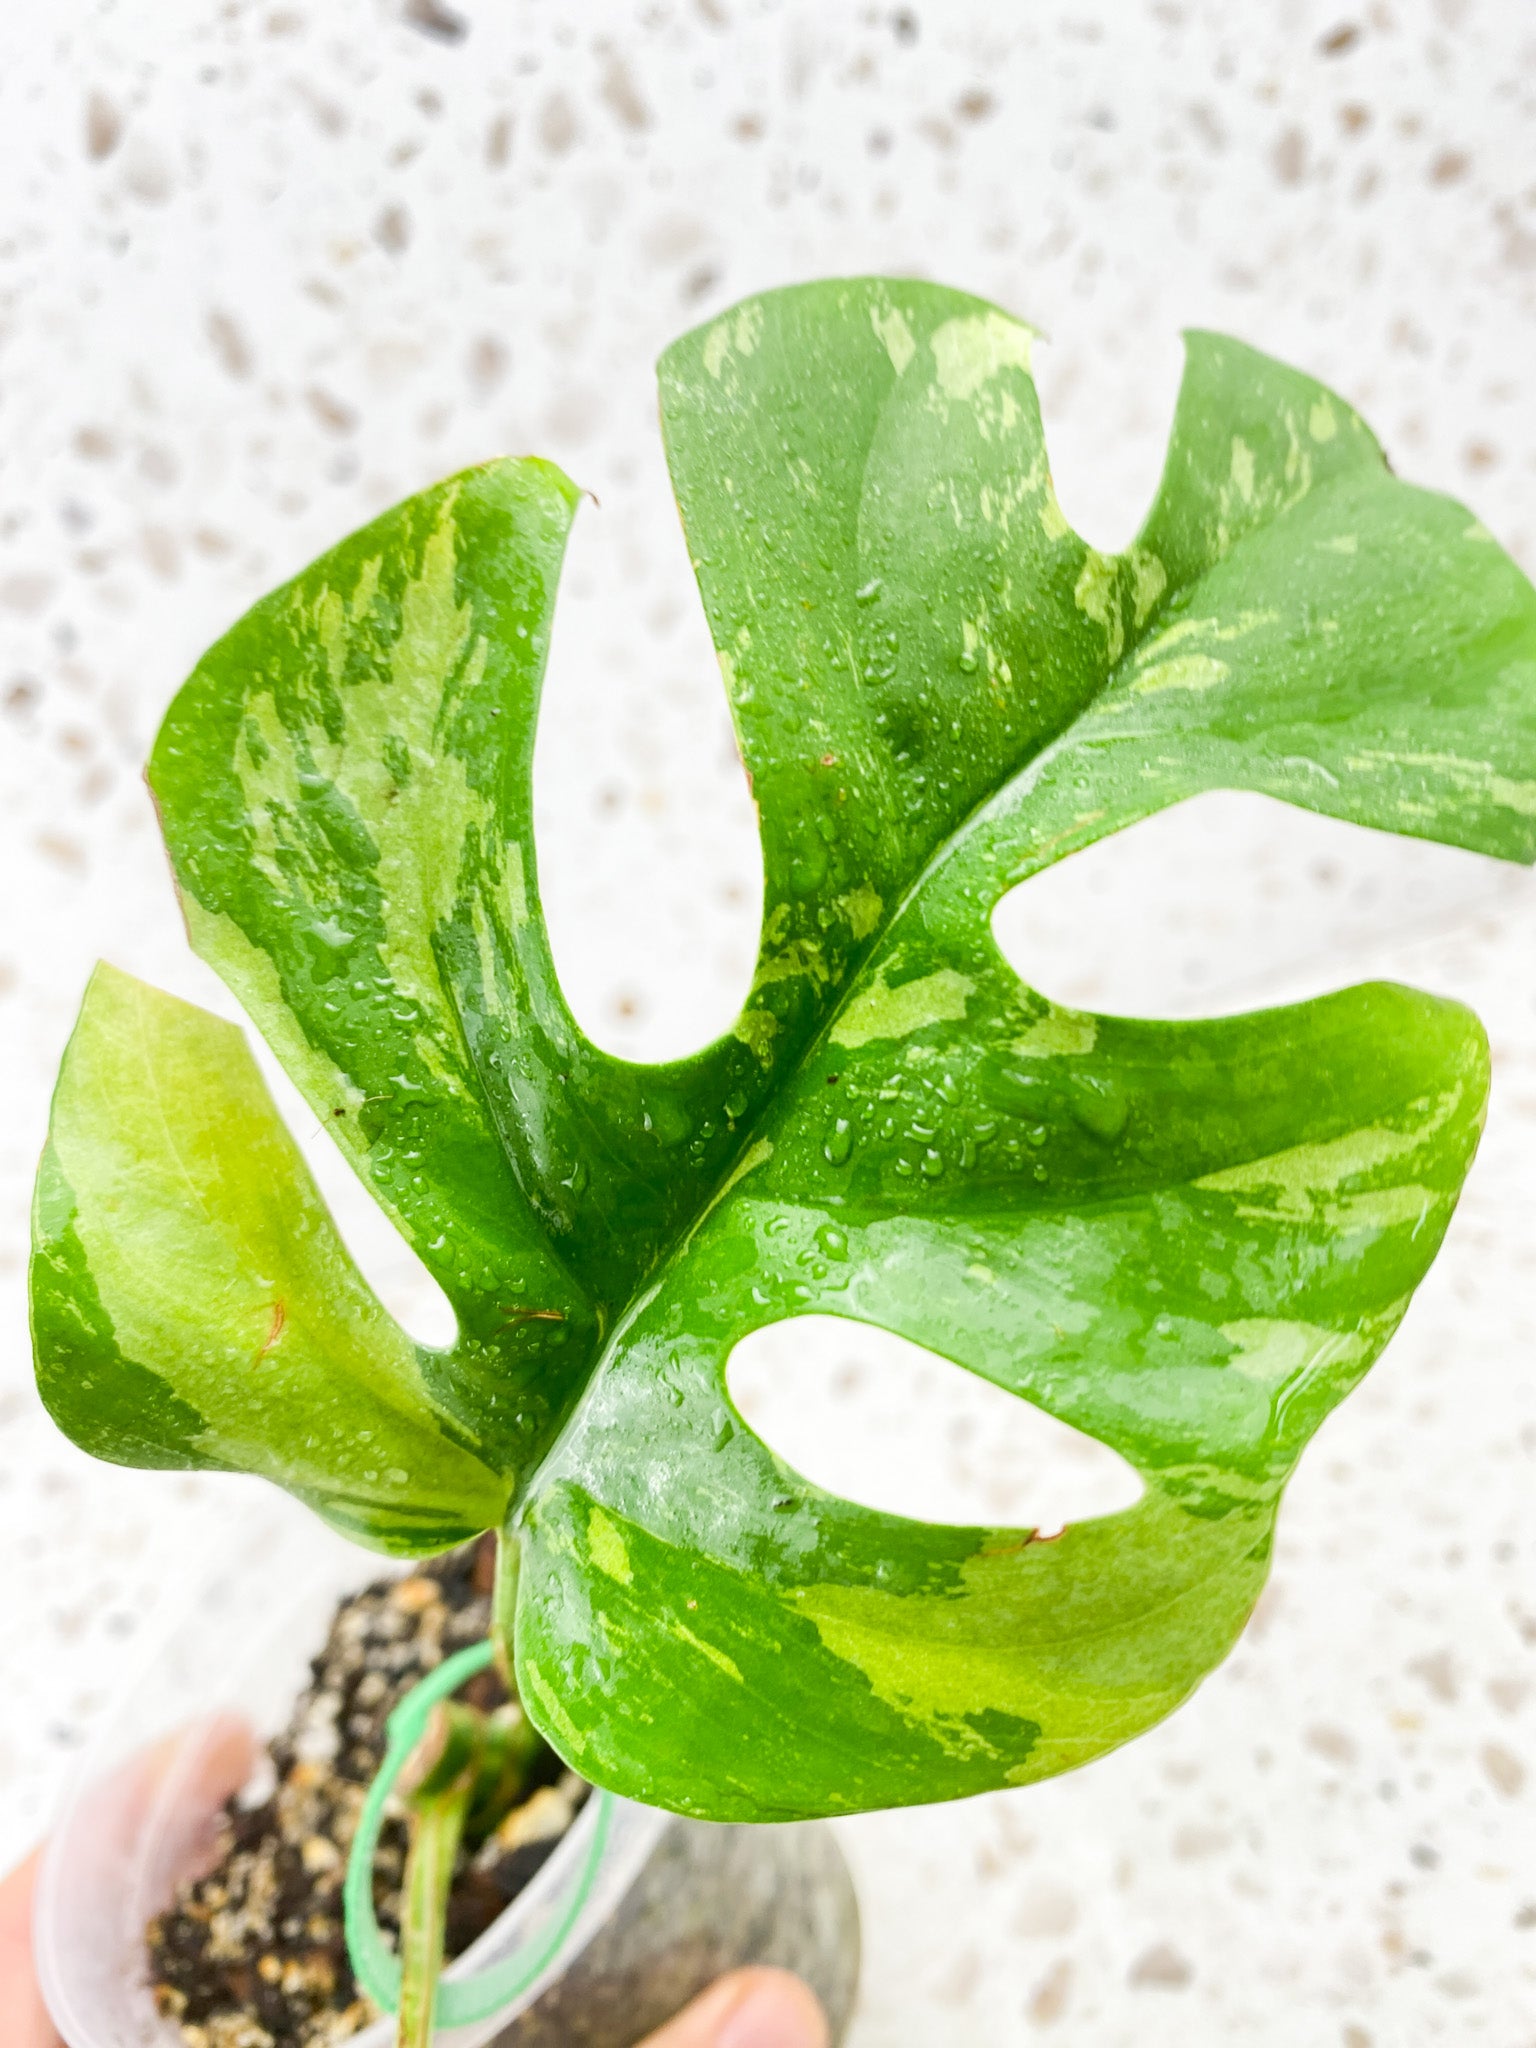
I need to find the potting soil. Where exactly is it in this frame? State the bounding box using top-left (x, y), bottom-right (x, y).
top-left (147, 1536), bottom-right (587, 2048)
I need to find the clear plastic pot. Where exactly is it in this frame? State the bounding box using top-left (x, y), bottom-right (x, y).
top-left (32, 1501), bottom-right (669, 2048)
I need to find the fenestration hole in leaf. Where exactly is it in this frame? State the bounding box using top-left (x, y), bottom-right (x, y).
top-left (531, 474), bottom-right (762, 1065)
top-left (1030, 322), bottom-right (1185, 555)
top-left (727, 1317), bottom-right (1143, 1533)
top-left (244, 1030), bottom-right (460, 1351)
top-left (992, 788), bottom-right (1523, 1022)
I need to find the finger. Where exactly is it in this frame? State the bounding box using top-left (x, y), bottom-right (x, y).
top-left (638, 1967), bottom-right (830, 2048)
top-left (0, 1849), bottom-right (60, 2048)
top-left (0, 1711), bottom-right (258, 2048)
top-left (126, 1709), bottom-right (258, 1834)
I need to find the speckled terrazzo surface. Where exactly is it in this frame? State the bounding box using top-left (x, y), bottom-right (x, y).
top-left (3, 3), bottom-right (1536, 2042)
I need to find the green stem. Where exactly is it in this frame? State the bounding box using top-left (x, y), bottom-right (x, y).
top-left (394, 1675), bottom-right (549, 2046)
top-left (397, 1785), bottom-right (471, 2048)
top-left (491, 1526), bottom-right (520, 1690)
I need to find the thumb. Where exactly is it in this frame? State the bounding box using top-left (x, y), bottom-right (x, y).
top-left (639, 1967), bottom-right (830, 2048)
top-left (0, 1850), bottom-right (59, 2048)
top-left (0, 1712), bottom-right (256, 2048)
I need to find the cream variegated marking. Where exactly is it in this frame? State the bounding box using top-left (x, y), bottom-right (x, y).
top-left (40, 280), bottom-right (1536, 1823)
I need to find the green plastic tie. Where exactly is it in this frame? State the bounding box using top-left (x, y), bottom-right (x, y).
top-left (343, 1640), bottom-right (613, 2027)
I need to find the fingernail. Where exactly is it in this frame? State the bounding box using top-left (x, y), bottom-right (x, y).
top-left (716, 1971), bottom-right (829, 2048)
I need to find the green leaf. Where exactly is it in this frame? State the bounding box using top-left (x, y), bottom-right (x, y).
top-left (33, 279), bottom-right (1536, 1819)
top-left (31, 964), bottom-right (506, 1553)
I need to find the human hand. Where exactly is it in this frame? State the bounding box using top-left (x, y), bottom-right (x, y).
top-left (0, 1843), bottom-right (53, 2048)
top-left (1, 1714), bottom-right (258, 2048)
top-left (637, 1968), bottom-right (829, 2048)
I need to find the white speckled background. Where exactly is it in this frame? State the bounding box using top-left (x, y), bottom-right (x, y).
top-left (3, 2), bottom-right (1536, 2041)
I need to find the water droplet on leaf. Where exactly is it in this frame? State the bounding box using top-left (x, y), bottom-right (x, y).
top-left (1066, 1073), bottom-right (1128, 1141)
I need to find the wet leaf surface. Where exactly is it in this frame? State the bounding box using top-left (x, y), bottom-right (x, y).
top-left (33, 280), bottom-right (1536, 1818)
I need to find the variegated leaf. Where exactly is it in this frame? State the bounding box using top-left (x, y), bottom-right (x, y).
top-left (32, 280), bottom-right (1536, 1817)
